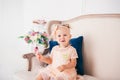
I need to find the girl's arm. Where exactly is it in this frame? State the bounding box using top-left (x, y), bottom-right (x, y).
top-left (36, 53), bottom-right (52, 64)
top-left (57, 58), bottom-right (77, 72)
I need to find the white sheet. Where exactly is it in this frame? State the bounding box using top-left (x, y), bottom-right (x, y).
top-left (14, 70), bottom-right (99, 80)
top-left (82, 75), bottom-right (99, 80)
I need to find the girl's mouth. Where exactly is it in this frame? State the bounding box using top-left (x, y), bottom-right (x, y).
top-left (60, 40), bottom-right (65, 42)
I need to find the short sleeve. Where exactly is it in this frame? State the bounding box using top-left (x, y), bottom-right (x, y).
top-left (70, 47), bottom-right (78, 59)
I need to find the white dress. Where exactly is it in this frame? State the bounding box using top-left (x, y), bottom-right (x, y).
top-left (36, 45), bottom-right (78, 80)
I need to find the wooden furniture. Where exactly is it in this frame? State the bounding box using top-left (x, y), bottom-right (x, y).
top-left (14, 14), bottom-right (120, 80)
top-left (23, 48), bottom-right (49, 71)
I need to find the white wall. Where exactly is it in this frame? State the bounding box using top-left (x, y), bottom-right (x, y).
top-left (84, 0), bottom-right (120, 14)
top-left (23, 0), bottom-right (83, 28)
top-left (23, 0), bottom-right (120, 27)
top-left (0, 0), bottom-right (120, 80)
top-left (0, 0), bottom-right (27, 80)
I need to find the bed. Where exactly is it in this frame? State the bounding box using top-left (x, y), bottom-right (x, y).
top-left (14, 14), bottom-right (120, 80)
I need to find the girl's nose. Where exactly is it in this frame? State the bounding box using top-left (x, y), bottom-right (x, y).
top-left (61, 36), bottom-right (65, 39)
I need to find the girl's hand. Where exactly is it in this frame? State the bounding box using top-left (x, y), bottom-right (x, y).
top-left (35, 53), bottom-right (43, 61)
top-left (57, 65), bottom-right (65, 72)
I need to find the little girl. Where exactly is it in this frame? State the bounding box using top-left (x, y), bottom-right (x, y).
top-left (35, 24), bottom-right (78, 80)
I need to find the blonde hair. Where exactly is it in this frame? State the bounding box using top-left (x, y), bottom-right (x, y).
top-left (51, 24), bottom-right (70, 40)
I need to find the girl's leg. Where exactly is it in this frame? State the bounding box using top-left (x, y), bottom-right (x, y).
top-left (55, 73), bottom-right (65, 80)
top-left (36, 73), bottom-right (50, 80)
top-left (36, 74), bottom-right (43, 80)
top-left (56, 76), bottom-right (64, 80)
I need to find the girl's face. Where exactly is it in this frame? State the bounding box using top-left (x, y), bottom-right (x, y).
top-left (55, 27), bottom-right (71, 47)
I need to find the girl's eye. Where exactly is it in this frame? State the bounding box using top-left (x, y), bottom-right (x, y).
top-left (64, 34), bottom-right (67, 36)
top-left (58, 35), bottom-right (61, 37)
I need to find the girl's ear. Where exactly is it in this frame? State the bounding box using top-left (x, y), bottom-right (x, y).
top-left (70, 34), bottom-right (72, 38)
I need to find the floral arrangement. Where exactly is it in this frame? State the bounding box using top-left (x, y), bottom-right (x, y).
top-left (19, 30), bottom-right (48, 48)
top-left (19, 19), bottom-right (49, 53)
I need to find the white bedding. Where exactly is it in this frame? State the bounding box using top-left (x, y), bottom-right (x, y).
top-left (14, 58), bottom-right (99, 80)
top-left (82, 75), bottom-right (98, 80)
top-left (14, 70), bottom-right (99, 80)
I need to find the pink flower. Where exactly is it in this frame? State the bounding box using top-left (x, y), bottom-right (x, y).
top-left (42, 32), bottom-right (48, 37)
top-left (24, 36), bottom-right (29, 42)
top-left (34, 46), bottom-right (39, 54)
top-left (19, 30), bottom-right (48, 47)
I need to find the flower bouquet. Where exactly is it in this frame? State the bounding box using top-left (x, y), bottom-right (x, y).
top-left (19, 20), bottom-right (49, 54)
top-left (19, 30), bottom-right (48, 53)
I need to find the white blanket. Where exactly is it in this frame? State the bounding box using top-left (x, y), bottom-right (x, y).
top-left (14, 70), bottom-right (99, 80)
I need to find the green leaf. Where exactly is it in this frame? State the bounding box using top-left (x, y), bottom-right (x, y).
top-left (28, 40), bottom-right (32, 43)
top-left (19, 36), bottom-right (24, 38)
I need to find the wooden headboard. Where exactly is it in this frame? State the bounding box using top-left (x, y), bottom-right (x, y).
top-left (46, 14), bottom-right (120, 80)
